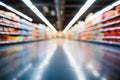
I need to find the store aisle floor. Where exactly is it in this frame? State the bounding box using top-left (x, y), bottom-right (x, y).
top-left (0, 39), bottom-right (120, 80)
top-left (41, 46), bottom-right (77, 80)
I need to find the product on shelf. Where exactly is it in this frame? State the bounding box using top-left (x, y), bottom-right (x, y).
top-left (0, 9), bottom-right (51, 43)
top-left (101, 10), bottom-right (120, 42)
top-left (78, 4), bottom-right (120, 44)
top-left (64, 21), bottom-right (86, 40)
top-left (102, 10), bottom-right (116, 20)
top-left (116, 4), bottom-right (120, 14)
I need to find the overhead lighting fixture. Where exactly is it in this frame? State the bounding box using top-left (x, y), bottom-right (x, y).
top-left (43, 6), bottom-right (49, 13)
top-left (51, 10), bottom-right (55, 16)
top-left (0, 1), bottom-right (33, 21)
top-left (63, 0), bottom-right (96, 33)
top-left (22, 0), bottom-right (57, 33)
top-left (88, 0), bottom-right (120, 21)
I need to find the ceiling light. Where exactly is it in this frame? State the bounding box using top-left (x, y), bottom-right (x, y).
top-left (63, 0), bottom-right (96, 33)
top-left (0, 1), bottom-right (33, 21)
top-left (88, 0), bottom-right (120, 20)
top-left (51, 10), bottom-right (55, 16)
top-left (22, 0), bottom-right (57, 33)
top-left (43, 6), bottom-right (49, 13)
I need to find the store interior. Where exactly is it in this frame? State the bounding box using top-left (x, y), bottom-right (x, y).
top-left (0, 0), bottom-right (120, 80)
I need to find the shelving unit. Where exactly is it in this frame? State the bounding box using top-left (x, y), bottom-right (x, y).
top-left (0, 9), bottom-right (53, 45)
top-left (0, 39), bottom-right (43, 45)
top-left (85, 20), bottom-right (120, 32)
top-left (66, 3), bottom-right (120, 46)
top-left (83, 3), bottom-right (120, 45)
top-left (80, 40), bottom-right (120, 46)
top-left (87, 14), bottom-right (120, 28)
top-left (0, 32), bottom-right (30, 36)
top-left (79, 12), bottom-right (120, 45)
top-left (0, 23), bottom-right (30, 30)
top-left (0, 14), bottom-right (32, 26)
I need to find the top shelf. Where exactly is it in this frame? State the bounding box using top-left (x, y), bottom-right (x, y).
top-left (89, 14), bottom-right (120, 28)
top-left (102, 14), bottom-right (120, 22)
top-left (85, 20), bottom-right (120, 32)
top-left (0, 14), bottom-right (31, 26)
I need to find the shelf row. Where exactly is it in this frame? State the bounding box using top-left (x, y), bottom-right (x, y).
top-left (0, 13), bottom-right (31, 26)
top-left (65, 4), bottom-right (120, 46)
top-left (0, 10), bottom-right (40, 32)
top-left (92, 36), bottom-right (120, 39)
top-left (0, 32), bottom-right (30, 36)
top-left (85, 20), bottom-right (120, 32)
top-left (79, 4), bottom-right (120, 45)
top-left (79, 36), bottom-right (120, 39)
top-left (79, 39), bottom-right (120, 46)
top-left (81, 26), bottom-right (120, 35)
top-left (0, 6), bottom-right (56, 45)
top-left (0, 39), bottom-right (43, 45)
top-left (102, 14), bottom-right (120, 23)
top-left (0, 23), bottom-right (30, 30)
top-left (88, 14), bottom-right (120, 28)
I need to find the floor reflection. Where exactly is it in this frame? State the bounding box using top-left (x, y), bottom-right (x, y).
top-left (63, 39), bottom-right (120, 80)
top-left (0, 39), bottom-right (120, 80)
top-left (0, 40), bottom-right (57, 80)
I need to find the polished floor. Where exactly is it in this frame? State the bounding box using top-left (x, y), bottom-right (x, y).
top-left (0, 39), bottom-right (120, 80)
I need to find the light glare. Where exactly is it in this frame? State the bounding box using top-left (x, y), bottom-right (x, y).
top-left (63, 0), bottom-right (96, 33)
top-left (0, 1), bottom-right (33, 21)
top-left (22, 0), bottom-right (57, 33)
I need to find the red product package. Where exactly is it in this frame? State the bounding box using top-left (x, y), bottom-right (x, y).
top-left (116, 4), bottom-right (120, 14)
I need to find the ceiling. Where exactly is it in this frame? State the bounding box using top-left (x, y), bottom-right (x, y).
top-left (1, 0), bottom-right (118, 31)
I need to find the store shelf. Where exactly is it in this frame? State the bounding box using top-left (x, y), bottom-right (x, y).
top-left (0, 32), bottom-right (31, 36)
top-left (0, 14), bottom-right (30, 25)
top-left (93, 36), bottom-right (120, 39)
top-left (82, 26), bottom-right (120, 34)
top-left (0, 14), bottom-right (19, 23)
top-left (86, 20), bottom-right (120, 32)
top-left (0, 39), bottom-right (44, 45)
top-left (78, 39), bottom-right (120, 46)
top-left (102, 14), bottom-right (120, 22)
top-left (100, 26), bottom-right (120, 31)
top-left (87, 14), bottom-right (120, 29)
top-left (82, 36), bottom-right (120, 39)
top-left (0, 23), bottom-right (30, 31)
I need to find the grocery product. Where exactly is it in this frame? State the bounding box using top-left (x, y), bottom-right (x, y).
top-left (0, 9), bottom-right (50, 43)
top-left (78, 4), bottom-right (120, 44)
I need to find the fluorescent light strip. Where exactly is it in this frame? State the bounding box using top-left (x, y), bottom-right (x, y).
top-left (88, 0), bottom-right (120, 21)
top-left (0, 1), bottom-right (33, 21)
top-left (22, 0), bottom-right (57, 33)
top-left (63, 0), bottom-right (96, 33)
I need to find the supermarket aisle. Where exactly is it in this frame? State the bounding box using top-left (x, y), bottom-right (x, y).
top-left (0, 39), bottom-right (120, 80)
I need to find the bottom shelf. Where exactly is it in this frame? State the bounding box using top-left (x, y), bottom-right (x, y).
top-left (78, 39), bottom-right (120, 46)
top-left (0, 39), bottom-right (44, 45)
